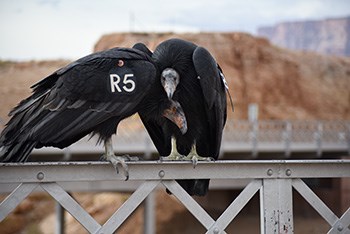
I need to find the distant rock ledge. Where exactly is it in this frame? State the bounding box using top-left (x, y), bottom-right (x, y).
top-left (258, 17), bottom-right (350, 57)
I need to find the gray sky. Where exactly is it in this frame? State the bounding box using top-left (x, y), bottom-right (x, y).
top-left (1, 0), bottom-right (349, 60)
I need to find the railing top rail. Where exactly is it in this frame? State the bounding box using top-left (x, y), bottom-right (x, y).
top-left (1, 160), bottom-right (349, 184)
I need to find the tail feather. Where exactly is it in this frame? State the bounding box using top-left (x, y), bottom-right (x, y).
top-left (0, 141), bottom-right (36, 162)
top-left (166, 179), bottom-right (210, 196)
top-left (0, 94), bottom-right (46, 162)
top-left (0, 81), bottom-right (53, 162)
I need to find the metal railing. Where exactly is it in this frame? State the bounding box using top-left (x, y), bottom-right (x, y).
top-left (222, 120), bottom-right (350, 156)
top-left (30, 119), bottom-right (350, 156)
top-left (1, 160), bottom-right (350, 233)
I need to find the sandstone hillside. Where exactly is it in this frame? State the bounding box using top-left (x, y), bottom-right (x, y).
top-left (1, 33), bottom-right (349, 124)
top-left (94, 32), bottom-right (350, 120)
top-left (0, 60), bottom-right (70, 127)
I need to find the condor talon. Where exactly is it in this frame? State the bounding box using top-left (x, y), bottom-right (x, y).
top-left (101, 138), bottom-right (131, 180)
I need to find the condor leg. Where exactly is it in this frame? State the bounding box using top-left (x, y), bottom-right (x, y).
top-left (101, 138), bottom-right (138, 180)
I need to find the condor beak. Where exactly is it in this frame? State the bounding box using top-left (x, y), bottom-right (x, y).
top-left (164, 81), bottom-right (176, 99)
top-left (163, 100), bottom-right (187, 134)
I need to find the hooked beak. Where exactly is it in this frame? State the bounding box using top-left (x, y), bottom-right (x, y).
top-left (164, 81), bottom-right (176, 99)
top-left (163, 100), bottom-right (187, 134)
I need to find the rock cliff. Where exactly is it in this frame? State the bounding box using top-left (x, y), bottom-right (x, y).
top-left (258, 17), bottom-right (350, 57)
top-left (95, 32), bottom-right (350, 120)
top-left (1, 32), bottom-right (350, 125)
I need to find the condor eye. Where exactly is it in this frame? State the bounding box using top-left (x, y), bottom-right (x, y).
top-left (117, 60), bottom-right (124, 67)
top-left (160, 76), bottom-right (165, 85)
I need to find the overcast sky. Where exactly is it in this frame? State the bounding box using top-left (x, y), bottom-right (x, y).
top-left (1, 0), bottom-right (349, 60)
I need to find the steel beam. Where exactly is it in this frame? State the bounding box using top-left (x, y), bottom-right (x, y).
top-left (1, 160), bottom-right (350, 234)
top-left (260, 178), bottom-right (293, 234)
top-left (1, 160), bottom-right (350, 184)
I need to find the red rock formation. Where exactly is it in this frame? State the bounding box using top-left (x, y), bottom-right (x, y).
top-left (94, 32), bottom-right (350, 120)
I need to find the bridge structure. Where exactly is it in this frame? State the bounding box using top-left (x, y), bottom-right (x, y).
top-left (1, 160), bottom-right (350, 233)
top-left (31, 119), bottom-right (350, 159)
top-left (1, 119), bottom-right (350, 233)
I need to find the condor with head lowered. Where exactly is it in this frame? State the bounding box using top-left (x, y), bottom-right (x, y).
top-left (0, 46), bottom-right (187, 179)
top-left (139, 39), bottom-right (229, 196)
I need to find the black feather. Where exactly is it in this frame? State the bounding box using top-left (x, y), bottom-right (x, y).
top-left (140, 39), bottom-right (228, 196)
top-left (0, 47), bottom-right (158, 162)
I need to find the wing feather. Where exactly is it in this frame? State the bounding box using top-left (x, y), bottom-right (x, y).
top-left (0, 47), bottom-right (157, 162)
top-left (193, 46), bottom-right (227, 158)
top-left (192, 46), bottom-right (222, 109)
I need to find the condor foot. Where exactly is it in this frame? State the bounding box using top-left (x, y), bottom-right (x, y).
top-left (101, 154), bottom-right (139, 180)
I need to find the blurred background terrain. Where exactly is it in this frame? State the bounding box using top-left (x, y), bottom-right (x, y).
top-left (1, 1), bottom-right (350, 233)
top-left (1, 30), bottom-right (349, 234)
top-left (1, 31), bottom-right (350, 125)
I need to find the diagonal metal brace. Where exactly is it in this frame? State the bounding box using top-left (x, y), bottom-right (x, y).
top-left (206, 179), bottom-right (262, 233)
top-left (293, 179), bottom-right (350, 233)
top-left (162, 180), bottom-right (227, 234)
top-left (97, 180), bottom-right (160, 234)
top-left (0, 183), bottom-right (38, 222)
top-left (41, 182), bottom-right (101, 233)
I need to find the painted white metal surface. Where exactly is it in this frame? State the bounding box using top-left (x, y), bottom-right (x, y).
top-left (1, 160), bottom-right (350, 233)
